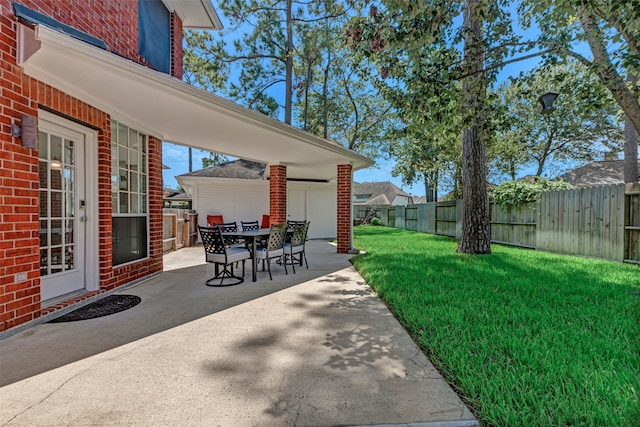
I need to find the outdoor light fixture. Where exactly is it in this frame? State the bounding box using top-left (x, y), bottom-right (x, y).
top-left (50, 157), bottom-right (62, 170)
top-left (538, 92), bottom-right (558, 114)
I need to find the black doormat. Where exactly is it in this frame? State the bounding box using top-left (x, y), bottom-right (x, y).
top-left (48, 295), bottom-right (142, 323)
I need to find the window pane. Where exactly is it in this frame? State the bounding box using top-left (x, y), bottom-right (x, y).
top-left (118, 123), bottom-right (128, 147)
top-left (119, 192), bottom-right (129, 213)
top-left (112, 217), bottom-right (148, 265)
top-left (119, 146), bottom-right (128, 168)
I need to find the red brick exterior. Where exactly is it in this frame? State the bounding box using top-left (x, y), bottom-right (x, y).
top-left (170, 12), bottom-right (183, 79)
top-left (269, 164), bottom-right (287, 225)
top-left (0, 0), bottom-right (183, 332)
top-left (337, 164), bottom-right (353, 253)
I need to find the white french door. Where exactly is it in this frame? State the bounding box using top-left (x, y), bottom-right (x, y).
top-left (38, 120), bottom-right (86, 301)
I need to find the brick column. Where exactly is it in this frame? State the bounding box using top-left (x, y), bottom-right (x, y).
top-left (269, 164), bottom-right (287, 225)
top-left (337, 164), bottom-right (353, 253)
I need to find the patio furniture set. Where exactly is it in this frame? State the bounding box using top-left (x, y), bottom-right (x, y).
top-left (198, 218), bottom-right (310, 287)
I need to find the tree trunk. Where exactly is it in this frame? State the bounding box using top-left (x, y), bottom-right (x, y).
top-left (284, 0), bottom-right (293, 125)
top-left (578, 8), bottom-right (640, 136)
top-left (322, 49), bottom-right (331, 139)
top-left (624, 71), bottom-right (638, 183)
top-left (457, 0), bottom-right (491, 255)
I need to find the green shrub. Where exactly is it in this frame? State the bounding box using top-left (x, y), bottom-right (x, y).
top-left (494, 178), bottom-right (572, 209)
top-left (370, 217), bottom-right (381, 226)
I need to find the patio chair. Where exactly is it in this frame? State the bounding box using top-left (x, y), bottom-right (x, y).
top-left (207, 214), bottom-right (224, 227)
top-left (241, 220), bottom-right (260, 231)
top-left (283, 221), bottom-right (309, 273)
top-left (286, 219), bottom-right (306, 243)
top-left (198, 225), bottom-right (251, 286)
top-left (216, 221), bottom-right (242, 247)
top-left (255, 223), bottom-right (288, 280)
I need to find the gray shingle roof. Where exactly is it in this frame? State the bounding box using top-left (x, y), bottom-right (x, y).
top-left (178, 159), bottom-right (266, 179)
top-left (353, 181), bottom-right (411, 206)
top-left (555, 160), bottom-right (639, 186)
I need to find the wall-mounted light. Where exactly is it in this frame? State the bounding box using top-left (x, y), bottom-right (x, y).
top-left (50, 158), bottom-right (62, 170)
top-left (12, 114), bottom-right (38, 148)
top-left (538, 92), bottom-right (558, 114)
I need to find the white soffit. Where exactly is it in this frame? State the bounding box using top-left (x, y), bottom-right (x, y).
top-left (17, 24), bottom-right (373, 181)
top-left (161, 0), bottom-right (223, 30)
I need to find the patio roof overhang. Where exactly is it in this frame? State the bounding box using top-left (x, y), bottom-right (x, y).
top-left (17, 24), bottom-right (374, 181)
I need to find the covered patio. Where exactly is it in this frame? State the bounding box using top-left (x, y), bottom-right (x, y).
top-left (17, 24), bottom-right (374, 253)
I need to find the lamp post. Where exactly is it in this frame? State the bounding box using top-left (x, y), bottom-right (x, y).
top-left (538, 92), bottom-right (558, 114)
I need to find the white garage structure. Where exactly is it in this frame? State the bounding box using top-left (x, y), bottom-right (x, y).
top-left (178, 160), bottom-right (338, 239)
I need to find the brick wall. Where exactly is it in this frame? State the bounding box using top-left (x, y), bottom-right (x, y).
top-left (269, 165), bottom-right (287, 225)
top-left (337, 164), bottom-right (353, 253)
top-left (170, 12), bottom-right (183, 79)
top-left (0, 0), bottom-right (183, 332)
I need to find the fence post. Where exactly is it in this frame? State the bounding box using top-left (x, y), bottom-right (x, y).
top-left (625, 183), bottom-right (640, 264)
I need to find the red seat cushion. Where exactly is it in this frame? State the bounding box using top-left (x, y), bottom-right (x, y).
top-left (207, 214), bottom-right (224, 227)
top-left (261, 214), bottom-right (270, 229)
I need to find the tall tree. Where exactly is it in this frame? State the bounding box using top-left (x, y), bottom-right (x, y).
top-left (519, 0), bottom-right (640, 180)
top-left (457, 0), bottom-right (491, 254)
top-left (184, 0), bottom-right (389, 159)
top-left (493, 61), bottom-right (623, 180)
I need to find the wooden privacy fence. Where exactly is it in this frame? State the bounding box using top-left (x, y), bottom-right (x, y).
top-left (162, 209), bottom-right (198, 253)
top-left (377, 183), bottom-right (639, 264)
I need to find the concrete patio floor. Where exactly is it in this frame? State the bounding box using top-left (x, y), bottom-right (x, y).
top-left (0, 240), bottom-right (477, 426)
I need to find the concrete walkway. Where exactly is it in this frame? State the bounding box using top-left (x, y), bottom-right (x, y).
top-left (0, 241), bottom-right (477, 426)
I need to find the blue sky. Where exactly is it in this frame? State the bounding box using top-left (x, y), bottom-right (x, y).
top-left (163, 3), bottom-right (551, 196)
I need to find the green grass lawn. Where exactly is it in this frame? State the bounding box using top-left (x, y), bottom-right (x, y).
top-left (352, 225), bottom-right (640, 427)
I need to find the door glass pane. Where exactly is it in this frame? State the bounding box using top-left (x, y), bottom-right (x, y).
top-left (51, 191), bottom-right (62, 217)
top-left (39, 191), bottom-right (48, 217)
top-left (65, 219), bottom-right (75, 244)
top-left (64, 167), bottom-right (75, 192)
top-left (50, 247), bottom-right (62, 274)
top-left (40, 220), bottom-right (48, 247)
top-left (39, 161), bottom-right (48, 187)
top-left (40, 249), bottom-right (49, 276)
top-left (50, 168), bottom-right (63, 191)
top-left (65, 246), bottom-right (74, 270)
top-left (64, 193), bottom-right (75, 217)
top-left (64, 139), bottom-right (75, 164)
top-left (50, 135), bottom-right (62, 162)
top-left (39, 129), bottom-right (80, 278)
top-left (51, 219), bottom-right (62, 246)
top-left (39, 132), bottom-right (48, 159)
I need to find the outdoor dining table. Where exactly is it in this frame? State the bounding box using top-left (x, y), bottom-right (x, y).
top-left (221, 228), bottom-right (271, 282)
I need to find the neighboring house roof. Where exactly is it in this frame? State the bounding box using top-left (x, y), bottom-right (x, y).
top-left (363, 194), bottom-right (390, 206)
top-left (163, 191), bottom-right (191, 201)
top-left (353, 181), bottom-right (412, 206)
top-left (179, 159), bottom-right (266, 180)
top-left (17, 24), bottom-right (374, 181)
top-left (555, 160), bottom-right (640, 186)
top-left (412, 196), bottom-right (427, 204)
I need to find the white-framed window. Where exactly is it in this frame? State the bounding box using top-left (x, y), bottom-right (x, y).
top-left (111, 120), bottom-right (149, 265)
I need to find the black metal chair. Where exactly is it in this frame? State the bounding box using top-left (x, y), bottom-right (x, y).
top-left (283, 221), bottom-right (309, 273)
top-left (255, 223), bottom-right (288, 280)
top-left (241, 220), bottom-right (260, 231)
top-left (286, 220), bottom-right (306, 243)
top-left (216, 221), bottom-right (242, 247)
top-left (198, 225), bottom-right (251, 286)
